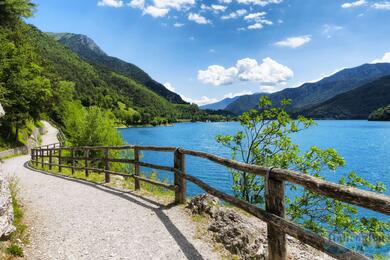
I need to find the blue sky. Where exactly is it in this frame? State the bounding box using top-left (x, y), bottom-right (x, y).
top-left (28, 0), bottom-right (390, 105)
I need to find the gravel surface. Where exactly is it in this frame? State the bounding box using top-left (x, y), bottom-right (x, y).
top-left (0, 122), bottom-right (219, 259)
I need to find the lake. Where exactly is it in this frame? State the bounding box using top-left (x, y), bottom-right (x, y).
top-left (119, 120), bottom-right (390, 256)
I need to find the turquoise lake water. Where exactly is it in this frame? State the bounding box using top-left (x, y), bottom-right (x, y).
top-left (119, 120), bottom-right (390, 256)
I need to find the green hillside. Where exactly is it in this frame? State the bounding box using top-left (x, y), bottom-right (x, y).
top-left (297, 75), bottom-right (390, 119)
top-left (368, 105), bottom-right (390, 121)
top-left (49, 32), bottom-right (187, 104)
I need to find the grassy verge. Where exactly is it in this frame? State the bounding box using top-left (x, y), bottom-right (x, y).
top-left (29, 162), bottom-right (174, 203)
top-left (0, 176), bottom-right (28, 259)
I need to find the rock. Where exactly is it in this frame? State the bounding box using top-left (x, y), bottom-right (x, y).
top-left (0, 177), bottom-right (16, 238)
top-left (186, 194), bottom-right (219, 217)
top-left (188, 195), bottom-right (266, 259)
top-left (209, 209), bottom-right (266, 259)
top-left (0, 103), bottom-right (4, 118)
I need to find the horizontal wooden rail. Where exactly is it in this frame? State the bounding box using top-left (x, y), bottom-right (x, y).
top-left (30, 144), bottom-right (390, 260)
top-left (179, 148), bottom-right (390, 215)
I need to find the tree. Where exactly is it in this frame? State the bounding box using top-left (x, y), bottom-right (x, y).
top-left (61, 101), bottom-right (123, 147)
top-left (216, 96), bottom-right (389, 251)
top-left (0, 0), bottom-right (35, 25)
top-left (0, 27), bottom-right (52, 142)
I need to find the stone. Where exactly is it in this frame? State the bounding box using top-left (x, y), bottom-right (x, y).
top-left (186, 194), bottom-right (220, 217)
top-left (188, 194), bottom-right (266, 259)
top-left (0, 176), bottom-right (16, 238)
top-left (0, 103), bottom-right (4, 118)
top-left (209, 209), bottom-right (267, 259)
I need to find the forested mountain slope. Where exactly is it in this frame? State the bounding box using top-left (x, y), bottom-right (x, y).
top-left (225, 63), bottom-right (390, 115)
top-left (297, 76), bottom-right (390, 119)
top-left (49, 33), bottom-right (187, 104)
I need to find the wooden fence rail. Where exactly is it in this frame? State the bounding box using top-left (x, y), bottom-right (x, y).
top-left (30, 143), bottom-right (390, 260)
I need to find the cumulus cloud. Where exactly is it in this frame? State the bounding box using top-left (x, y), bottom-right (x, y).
top-left (98, 0), bottom-right (124, 7)
top-left (164, 82), bottom-right (176, 92)
top-left (341, 0), bottom-right (366, 8)
top-left (153, 0), bottom-right (195, 10)
top-left (129, 0), bottom-right (144, 8)
top-left (198, 65), bottom-right (238, 86)
top-left (198, 57), bottom-right (293, 86)
top-left (372, 52), bottom-right (390, 63)
top-left (372, 1), bottom-right (390, 9)
top-left (274, 35), bottom-right (311, 48)
top-left (221, 9), bottom-right (247, 19)
top-left (143, 6), bottom-right (169, 17)
top-left (243, 12), bottom-right (272, 29)
top-left (201, 4), bottom-right (227, 12)
top-left (188, 13), bottom-right (211, 24)
top-left (180, 95), bottom-right (219, 105)
top-left (174, 22), bottom-right (184, 27)
top-left (237, 0), bottom-right (283, 6)
top-left (236, 58), bottom-right (293, 84)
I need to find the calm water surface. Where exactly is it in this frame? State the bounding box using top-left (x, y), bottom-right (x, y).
top-left (119, 120), bottom-right (390, 255)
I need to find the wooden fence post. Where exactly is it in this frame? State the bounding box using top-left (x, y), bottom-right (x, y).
top-left (58, 148), bottom-right (62, 173)
top-left (174, 148), bottom-right (186, 204)
top-left (49, 149), bottom-right (53, 170)
top-left (104, 148), bottom-right (110, 183)
top-left (41, 149), bottom-right (44, 168)
top-left (265, 168), bottom-right (286, 260)
top-left (85, 149), bottom-right (89, 177)
top-left (71, 148), bottom-right (75, 175)
top-left (134, 147), bottom-right (140, 191)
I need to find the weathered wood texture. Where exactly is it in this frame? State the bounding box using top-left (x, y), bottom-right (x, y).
top-left (174, 149), bottom-right (186, 204)
top-left (134, 148), bottom-right (140, 191)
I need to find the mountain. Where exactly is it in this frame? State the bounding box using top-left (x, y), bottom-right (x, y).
top-left (48, 33), bottom-right (187, 104)
top-left (225, 63), bottom-right (390, 115)
top-left (298, 75), bottom-right (390, 119)
top-left (200, 96), bottom-right (241, 110)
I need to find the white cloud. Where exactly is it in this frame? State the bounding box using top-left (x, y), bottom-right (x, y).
top-left (201, 4), bottom-right (227, 12)
top-left (153, 0), bottom-right (195, 10)
top-left (198, 65), bottom-right (238, 86)
top-left (129, 0), bottom-right (144, 8)
top-left (372, 52), bottom-right (390, 63)
top-left (174, 22), bottom-right (184, 27)
top-left (248, 23), bottom-right (263, 30)
top-left (221, 9), bottom-right (247, 19)
top-left (223, 90), bottom-right (253, 98)
top-left (236, 0), bottom-right (283, 6)
top-left (219, 0), bottom-right (232, 3)
top-left (275, 35), bottom-right (311, 48)
top-left (188, 13), bottom-right (211, 24)
top-left (236, 57), bottom-right (293, 84)
top-left (198, 57), bottom-right (293, 86)
top-left (143, 6), bottom-right (169, 17)
top-left (243, 12), bottom-right (272, 29)
top-left (244, 12), bottom-right (266, 20)
top-left (341, 0), bottom-right (366, 8)
top-left (164, 82), bottom-right (176, 92)
top-left (98, 0), bottom-right (124, 7)
top-left (259, 85), bottom-right (278, 93)
top-left (180, 95), bottom-right (219, 105)
top-left (372, 1), bottom-right (390, 9)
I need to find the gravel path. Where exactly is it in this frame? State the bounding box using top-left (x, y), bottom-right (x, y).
top-left (0, 122), bottom-right (219, 259)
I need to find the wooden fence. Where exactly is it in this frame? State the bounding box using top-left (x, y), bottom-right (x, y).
top-left (30, 143), bottom-right (390, 260)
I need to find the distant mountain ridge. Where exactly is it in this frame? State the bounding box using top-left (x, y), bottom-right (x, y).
top-left (298, 75), bottom-right (390, 119)
top-left (225, 63), bottom-right (390, 115)
top-left (48, 33), bottom-right (187, 104)
top-left (200, 96), bottom-right (241, 110)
